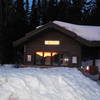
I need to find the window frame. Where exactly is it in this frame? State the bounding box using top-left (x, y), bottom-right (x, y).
top-left (27, 55), bottom-right (32, 62)
top-left (72, 56), bottom-right (77, 64)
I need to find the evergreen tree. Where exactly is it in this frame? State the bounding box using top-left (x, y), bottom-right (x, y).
top-left (57, 0), bottom-right (70, 22)
top-left (68, 0), bottom-right (85, 24)
top-left (26, 0), bottom-right (29, 12)
top-left (43, 0), bottom-right (58, 23)
top-left (14, 0), bottom-right (30, 39)
top-left (95, 0), bottom-right (100, 25)
top-left (25, 0), bottom-right (30, 24)
top-left (0, 0), bottom-right (5, 63)
top-left (24, 0), bottom-right (31, 30)
top-left (30, 0), bottom-right (39, 29)
top-left (0, 0), bottom-right (16, 63)
top-left (83, 0), bottom-right (99, 25)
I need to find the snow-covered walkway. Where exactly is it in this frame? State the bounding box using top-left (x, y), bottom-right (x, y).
top-left (0, 66), bottom-right (100, 100)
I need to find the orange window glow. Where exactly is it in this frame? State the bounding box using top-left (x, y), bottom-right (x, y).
top-left (36, 52), bottom-right (58, 57)
top-left (44, 52), bottom-right (51, 57)
top-left (36, 52), bottom-right (43, 56)
top-left (52, 52), bottom-right (58, 56)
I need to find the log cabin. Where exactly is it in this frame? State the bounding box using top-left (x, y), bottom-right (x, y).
top-left (13, 21), bottom-right (100, 67)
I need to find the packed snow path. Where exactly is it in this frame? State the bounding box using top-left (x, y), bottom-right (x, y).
top-left (0, 66), bottom-right (100, 100)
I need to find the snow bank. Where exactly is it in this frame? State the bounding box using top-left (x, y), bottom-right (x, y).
top-left (0, 67), bottom-right (100, 100)
top-left (0, 64), bottom-right (16, 68)
top-left (53, 21), bottom-right (100, 41)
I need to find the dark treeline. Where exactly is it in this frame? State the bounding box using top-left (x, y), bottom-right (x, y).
top-left (0, 0), bottom-right (100, 63)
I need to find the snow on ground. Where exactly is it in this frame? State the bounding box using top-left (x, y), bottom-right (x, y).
top-left (53, 21), bottom-right (100, 41)
top-left (0, 66), bottom-right (100, 100)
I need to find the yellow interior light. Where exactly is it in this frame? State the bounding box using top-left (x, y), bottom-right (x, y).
top-left (45, 40), bottom-right (60, 45)
top-left (36, 52), bottom-right (43, 56)
top-left (52, 52), bottom-right (58, 56)
top-left (36, 52), bottom-right (58, 57)
top-left (44, 52), bottom-right (51, 57)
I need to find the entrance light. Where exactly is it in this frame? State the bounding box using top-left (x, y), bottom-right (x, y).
top-left (64, 58), bottom-right (69, 62)
top-left (45, 40), bottom-right (60, 45)
top-left (86, 65), bottom-right (90, 70)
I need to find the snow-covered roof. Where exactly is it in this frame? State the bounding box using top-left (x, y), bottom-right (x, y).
top-left (13, 21), bottom-right (100, 47)
top-left (53, 21), bottom-right (100, 41)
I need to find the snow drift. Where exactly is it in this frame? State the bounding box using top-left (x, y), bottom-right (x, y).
top-left (0, 66), bottom-right (100, 100)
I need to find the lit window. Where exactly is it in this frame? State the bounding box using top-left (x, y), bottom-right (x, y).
top-left (27, 55), bottom-right (32, 62)
top-left (44, 52), bottom-right (51, 57)
top-left (72, 56), bottom-right (77, 64)
top-left (44, 40), bottom-right (60, 45)
top-left (36, 52), bottom-right (58, 57)
top-left (52, 52), bottom-right (58, 56)
top-left (36, 52), bottom-right (43, 56)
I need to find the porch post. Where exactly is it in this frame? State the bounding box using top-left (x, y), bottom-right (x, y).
top-left (42, 52), bottom-right (45, 65)
top-left (34, 52), bottom-right (36, 65)
top-left (51, 52), bottom-right (53, 66)
top-left (93, 58), bottom-right (96, 66)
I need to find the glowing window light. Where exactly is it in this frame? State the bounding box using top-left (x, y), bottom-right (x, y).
top-left (44, 52), bottom-right (58, 57)
top-left (27, 55), bottom-right (32, 62)
top-left (52, 52), bottom-right (58, 56)
top-left (36, 52), bottom-right (58, 57)
top-left (72, 56), bottom-right (77, 64)
top-left (45, 40), bottom-right (60, 45)
top-left (36, 52), bottom-right (43, 56)
top-left (44, 52), bottom-right (51, 57)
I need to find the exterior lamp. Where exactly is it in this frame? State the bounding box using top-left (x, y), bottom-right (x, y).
top-left (64, 58), bottom-right (69, 62)
top-left (86, 65), bottom-right (90, 70)
top-left (81, 66), bottom-right (83, 69)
